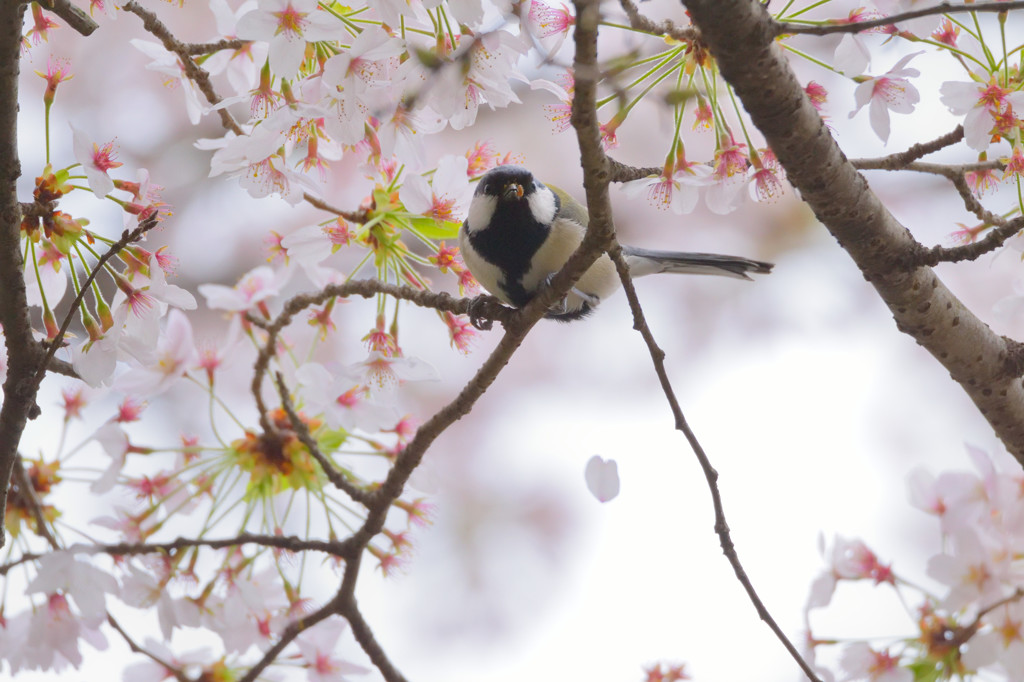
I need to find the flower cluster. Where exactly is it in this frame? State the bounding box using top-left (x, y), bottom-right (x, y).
top-left (806, 445), bottom-right (1024, 682)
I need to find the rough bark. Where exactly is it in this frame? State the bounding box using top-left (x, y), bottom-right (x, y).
top-left (0, 0), bottom-right (34, 549)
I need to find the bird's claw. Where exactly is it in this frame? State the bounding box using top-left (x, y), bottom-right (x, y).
top-left (466, 295), bottom-right (495, 330)
top-left (541, 274), bottom-right (599, 315)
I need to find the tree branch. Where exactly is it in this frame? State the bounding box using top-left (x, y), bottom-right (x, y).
top-left (617, 0), bottom-right (697, 41)
top-left (40, 0), bottom-right (99, 37)
top-left (684, 0), bottom-right (1024, 463)
top-left (11, 454), bottom-right (58, 549)
top-left (274, 371), bottom-right (374, 506)
top-left (607, 246), bottom-right (823, 681)
top-left (914, 217), bottom-right (1024, 267)
top-left (850, 126), bottom-right (964, 171)
top-left (108, 614), bottom-right (190, 682)
top-left (122, 1), bottom-right (243, 136)
top-left (33, 215), bottom-right (161, 388)
top-left (775, 1), bottom-right (1024, 36)
top-left (0, 0), bottom-right (33, 550)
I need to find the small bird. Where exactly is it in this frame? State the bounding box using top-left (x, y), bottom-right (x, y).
top-left (458, 165), bottom-right (773, 321)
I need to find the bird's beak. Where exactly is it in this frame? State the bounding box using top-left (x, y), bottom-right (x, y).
top-left (503, 183), bottom-right (524, 200)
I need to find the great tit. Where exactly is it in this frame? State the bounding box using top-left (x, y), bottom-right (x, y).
top-left (458, 165), bottom-right (773, 321)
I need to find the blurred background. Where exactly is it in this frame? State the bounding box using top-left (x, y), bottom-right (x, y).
top-left (13, 0), bottom-right (1023, 680)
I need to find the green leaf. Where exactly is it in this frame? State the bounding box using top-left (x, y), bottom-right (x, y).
top-left (318, 428), bottom-right (348, 454)
top-left (410, 216), bottom-right (460, 239)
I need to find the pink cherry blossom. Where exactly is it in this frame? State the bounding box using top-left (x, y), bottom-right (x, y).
top-left (838, 642), bottom-right (911, 682)
top-left (114, 308), bottom-right (199, 396)
top-left (236, 0), bottom-right (347, 79)
top-left (26, 552), bottom-right (118, 626)
top-left (850, 52), bottom-right (922, 143)
top-left (198, 264), bottom-right (290, 314)
top-left (295, 362), bottom-right (399, 432)
top-left (70, 124), bottom-right (122, 198)
top-left (120, 563), bottom-right (202, 639)
top-left (940, 77), bottom-right (1024, 151)
top-left (399, 155), bottom-right (472, 223)
top-left (130, 39), bottom-right (206, 124)
top-left (623, 163), bottom-right (712, 215)
top-left (295, 619), bottom-right (370, 682)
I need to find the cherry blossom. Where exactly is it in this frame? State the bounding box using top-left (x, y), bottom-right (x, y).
top-left (806, 535), bottom-right (893, 609)
top-left (71, 304), bottom-right (129, 387)
top-left (120, 562), bottom-right (202, 639)
top-left (203, 0), bottom-right (268, 97)
top-left (829, 8), bottom-right (891, 76)
top-left (89, 422), bottom-right (132, 492)
top-left (198, 264), bottom-right (290, 315)
top-left (961, 602), bottom-right (1024, 677)
top-left (940, 77), bottom-right (1024, 151)
top-left (422, 30), bottom-right (529, 131)
top-left (399, 155), bottom-right (472, 223)
top-left (351, 351), bottom-right (439, 397)
top-left (4, 593), bottom-right (108, 672)
top-left (295, 362), bottom-right (399, 432)
top-left (24, 247), bottom-right (68, 309)
top-left (706, 138), bottom-right (749, 214)
top-left (838, 643), bottom-right (911, 682)
top-left (236, 0), bottom-right (347, 79)
top-left (130, 40), bottom-right (206, 125)
top-left (295, 619), bottom-right (370, 682)
top-left (623, 163), bottom-right (712, 215)
top-left (115, 308), bottom-right (199, 396)
top-left (850, 52), bottom-right (922, 143)
top-left (70, 124), bottom-right (122, 198)
top-left (526, 0), bottom-right (575, 55)
top-left (321, 26), bottom-right (403, 94)
top-left (26, 552), bottom-right (118, 626)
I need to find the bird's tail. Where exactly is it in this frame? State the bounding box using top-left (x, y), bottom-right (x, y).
top-left (623, 246), bottom-right (773, 280)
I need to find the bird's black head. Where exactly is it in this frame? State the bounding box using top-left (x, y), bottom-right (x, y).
top-left (465, 165), bottom-right (559, 239)
top-left (474, 165), bottom-right (541, 204)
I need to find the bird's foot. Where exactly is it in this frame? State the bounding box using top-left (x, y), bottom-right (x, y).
top-left (466, 295), bottom-right (495, 330)
top-left (541, 276), bottom-right (600, 316)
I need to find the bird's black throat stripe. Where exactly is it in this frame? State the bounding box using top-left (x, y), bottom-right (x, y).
top-left (466, 191), bottom-right (561, 307)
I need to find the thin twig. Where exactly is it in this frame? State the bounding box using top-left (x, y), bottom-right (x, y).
top-left (248, 279), bottom-right (513, 439)
top-left (852, 159), bottom-right (1003, 174)
top-left (0, 532), bottom-right (350, 576)
top-left (183, 38), bottom-right (248, 55)
top-left (32, 215), bottom-right (160, 388)
top-left (274, 372), bottom-right (374, 506)
top-left (237, 554), bottom-right (362, 682)
top-left (608, 157), bottom-right (663, 183)
top-left (607, 246), bottom-right (823, 682)
top-left (108, 614), bottom-right (190, 682)
top-left (850, 126), bottom-right (964, 171)
top-left (340, 595), bottom-right (410, 682)
top-left (303, 193), bottom-right (371, 223)
top-left (912, 217), bottom-right (1024, 267)
top-left (39, 0), bottom-right (98, 36)
top-left (11, 454), bottom-right (59, 549)
top-left (617, 0), bottom-right (698, 41)
top-left (122, 1), bottom-right (243, 135)
top-left (775, 1), bottom-right (1024, 36)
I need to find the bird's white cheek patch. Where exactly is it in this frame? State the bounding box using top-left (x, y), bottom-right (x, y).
top-left (465, 195), bottom-right (497, 234)
top-left (528, 187), bottom-right (558, 225)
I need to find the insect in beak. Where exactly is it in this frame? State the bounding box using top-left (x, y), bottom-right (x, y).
top-left (503, 183), bottom-right (524, 200)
